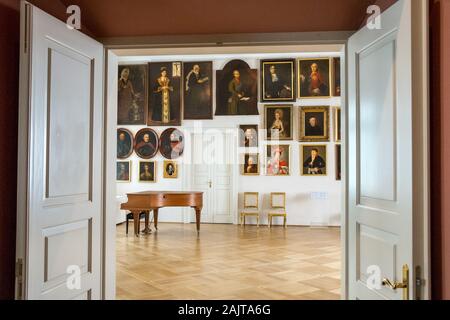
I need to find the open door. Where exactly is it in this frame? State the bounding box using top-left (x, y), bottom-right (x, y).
top-left (16, 2), bottom-right (104, 299)
top-left (347, 0), bottom-right (429, 299)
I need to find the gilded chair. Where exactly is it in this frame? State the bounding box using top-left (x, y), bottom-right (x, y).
top-left (240, 192), bottom-right (260, 227)
top-left (268, 192), bottom-right (287, 228)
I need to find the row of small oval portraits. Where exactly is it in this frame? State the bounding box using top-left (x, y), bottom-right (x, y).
top-left (117, 127), bottom-right (184, 160)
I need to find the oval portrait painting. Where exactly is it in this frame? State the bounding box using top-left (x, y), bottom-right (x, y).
top-left (134, 128), bottom-right (159, 159)
top-left (117, 128), bottom-right (134, 159)
top-left (160, 128), bottom-right (184, 159)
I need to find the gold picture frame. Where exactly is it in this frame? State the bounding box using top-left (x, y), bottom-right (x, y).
top-left (163, 160), bottom-right (178, 179)
top-left (242, 153), bottom-right (260, 176)
top-left (297, 58), bottom-right (331, 99)
top-left (261, 59), bottom-right (296, 102)
top-left (299, 106), bottom-right (330, 142)
top-left (116, 161), bottom-right (131, 183)
top-left (138, 161), bottom-right (156, 183)
top-left (265, 144), bottom-right (291, 176)
top-left (264, 105), bottom-right (294, 141)
top-left (301, 144), bottom-right (327, 176)
top-left (334, 106), bottom-right (341, 142)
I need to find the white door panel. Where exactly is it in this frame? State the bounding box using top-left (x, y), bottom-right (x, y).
top-left (347, 0), bottom-right (428, 300)
top-left (17, 3), bottom-right (104, 300)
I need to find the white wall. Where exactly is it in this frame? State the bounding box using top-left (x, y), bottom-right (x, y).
top-left (117, 51), bottom-right (342, 226)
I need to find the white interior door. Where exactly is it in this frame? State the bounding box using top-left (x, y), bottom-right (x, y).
top-left (347, 0), bottom-right (429, 300)
top-left (192, 130), bottom-right (234, 224)
top-left (16, 3), bottom-right (104, 300)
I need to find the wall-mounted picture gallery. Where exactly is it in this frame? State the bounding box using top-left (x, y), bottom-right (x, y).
top-left (117, 57), bottom-right (341, 183)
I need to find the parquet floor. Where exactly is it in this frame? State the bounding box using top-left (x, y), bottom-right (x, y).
top-left (116, 222), bottom-right (341, 300)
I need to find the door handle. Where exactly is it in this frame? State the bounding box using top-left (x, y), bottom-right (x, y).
top-left (382, 264), bottom-right (409, 300)
top-left (208, 180), bottom-right (212, 188)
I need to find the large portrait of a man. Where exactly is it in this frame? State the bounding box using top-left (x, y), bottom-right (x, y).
top-left (134, 128), bottom-right (159, 159)
top-left (261, 60), bottom-right (295, 102)
top-left (302, 145), bottom-right (327, 176)
top-left (298, 58), bottom-right (331, 98)
top-left (299, 106), bottom-right (330, 142)
top-left (216, 60), bottom-right (258, 116)
top-left (118, 65), bottom-right (147, 125)
top-left (183, 62), bottom-right (213, 119)
top-left (148, 62), bottom-right (182, 126)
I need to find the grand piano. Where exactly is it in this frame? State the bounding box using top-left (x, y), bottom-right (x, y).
top-left (120, 191), bottom-right (203, 236)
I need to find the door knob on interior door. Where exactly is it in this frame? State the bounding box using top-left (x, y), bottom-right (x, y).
top-left (208, 181), bottom-right (212, 188)
top-left (381, 264), bottom-right (409, 300)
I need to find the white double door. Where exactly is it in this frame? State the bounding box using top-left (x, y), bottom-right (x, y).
top-left (191, 130), bottom-right (236, 224)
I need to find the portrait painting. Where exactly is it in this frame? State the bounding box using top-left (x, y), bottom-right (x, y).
top-left (239, 125), bottom-right (259, 148)
top-left (332, 57), bottom-right (341, 97)
top-left (242, 154), bottom-right (259, 176)
top-left (160, 128), bottom-right (184, 160)
top-left (301, 145), bottom-right (327, 176)
top-left (298, 58), bottom-right (331, 98)
top-left (183, 61), bottom-right (213, 119)
top-left (117, 161), bottom-right (131, 182)
top-left (261, 59), bottom-right (295, 102)
top-left (134, 128), bottom-right (159, 159)
top-left (335, 144), bottom-right (341, 181)
top-left (335, 107), bottom-right (341, 142)
top-left (139, 161), bottom-right (156, 183)
top-left (148, 62), bottom-right (182, 126)
top-left (266, 145), bottom-right (290, 176)
top-left (265, 105), bottom-right (293, 140)
top-left (117, 128), bottom-right (134, 159)
top-left (163, 160), bottom-right (178, 179)
top-left (216, 60), bottom-right (258, 116)
top-left (300, 106), bottom-right (330, 142)
top-left (117, 65), bottom-right (147, 125)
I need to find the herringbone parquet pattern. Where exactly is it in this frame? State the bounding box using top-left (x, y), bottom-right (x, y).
top-left (116, 223), bottom-right (341, 300)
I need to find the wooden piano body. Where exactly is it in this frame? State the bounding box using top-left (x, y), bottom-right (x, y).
top-left (120, 191), bottom-right (203, 236)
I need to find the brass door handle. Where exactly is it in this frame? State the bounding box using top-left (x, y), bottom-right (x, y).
top-left (381, 264), bottom-right (409, 300)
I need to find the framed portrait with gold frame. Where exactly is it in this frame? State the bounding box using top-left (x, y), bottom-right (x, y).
top-left (265, 144), bottom-right (291, 176)
top-left (301, 145), bottom-right (327, 176)
top-left (139, 161), bottom-right (156, 183)
top-left (242, 153), bottom-right (260, 176)
top-left (334, 107), bottom-right (341, 142)
top-left (264, 105), bottom-right (293, 141)
top-left (299, 106), bottom-right (330, 142)
top-left (297, 58), bottom-right (331, 99)
top-left (117, 161), bottom-right (131, 182)
top-left (163, 160), bottom-right (178, 179)
top-left (335, 144), bottom-right (341, 181)
top-left (260, 59), bottom-right (296, 102)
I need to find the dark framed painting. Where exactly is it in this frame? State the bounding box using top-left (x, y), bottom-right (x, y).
top-left (298, 58), bottom-right (331, 98)
top-left (117, 128), bottom-right (134, 159)
top-left (134, 128), bottom-right (159, 159)
top-left (117, 161), bottom-right (131, 182)
top-left (139, 161), bottom-right (156, 183)
top-left (118, 65), bottom-right (147, 125)
top-left (163, 160), bottom-right (178, 179)
top-left (183, 61), bottom-right (213, 119)
top-left (266, 145), bottom-right (290, 176)
top-left (301, 145), bottom-right (327, 176)
top-left (299, 106), bottom-right (330, 142)
top-left (242, 153), bottom-right (259, 176)
top-left (334, 107), bottom-right (341, 142)
top-left (335, 144), bottom-right (341, 181)
top-left (239, 125), bottom-right (259, 148)
top-left (160, 128), bottom-right (184, 160)
top-left (332, 57), bottom-right (341, 97)
top-left (215, 60), bottom-right (258, 116)
top-left (265, 105), bottom-right (293, 141)
top-left (261, 59), bottom-right (296, 102)
top-left (148, 62), bottom-right (182, 126)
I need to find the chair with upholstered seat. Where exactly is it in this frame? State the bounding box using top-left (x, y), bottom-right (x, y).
top-left (125, 211), bottom-right (146, 235)
top-left (268, 192), bottom-right (287, 228)
top-left (240, 192), bottom-right (260, 227)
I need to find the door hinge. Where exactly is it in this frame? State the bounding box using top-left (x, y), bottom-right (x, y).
top-left (15, 259), bottom-right (24, 300)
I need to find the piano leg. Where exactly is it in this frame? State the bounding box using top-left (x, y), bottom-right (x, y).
top-left (132, 211), bottom-right (140, 237)
top-left (195, 207), bottom-right (202, 235)
top-left (153, 208), bottom-right (159, 230)
top-left (142, 211), bottom-right (152, 234)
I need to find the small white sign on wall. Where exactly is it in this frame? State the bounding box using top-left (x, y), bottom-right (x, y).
top-left (310, 192), bottom-right (329, 200)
